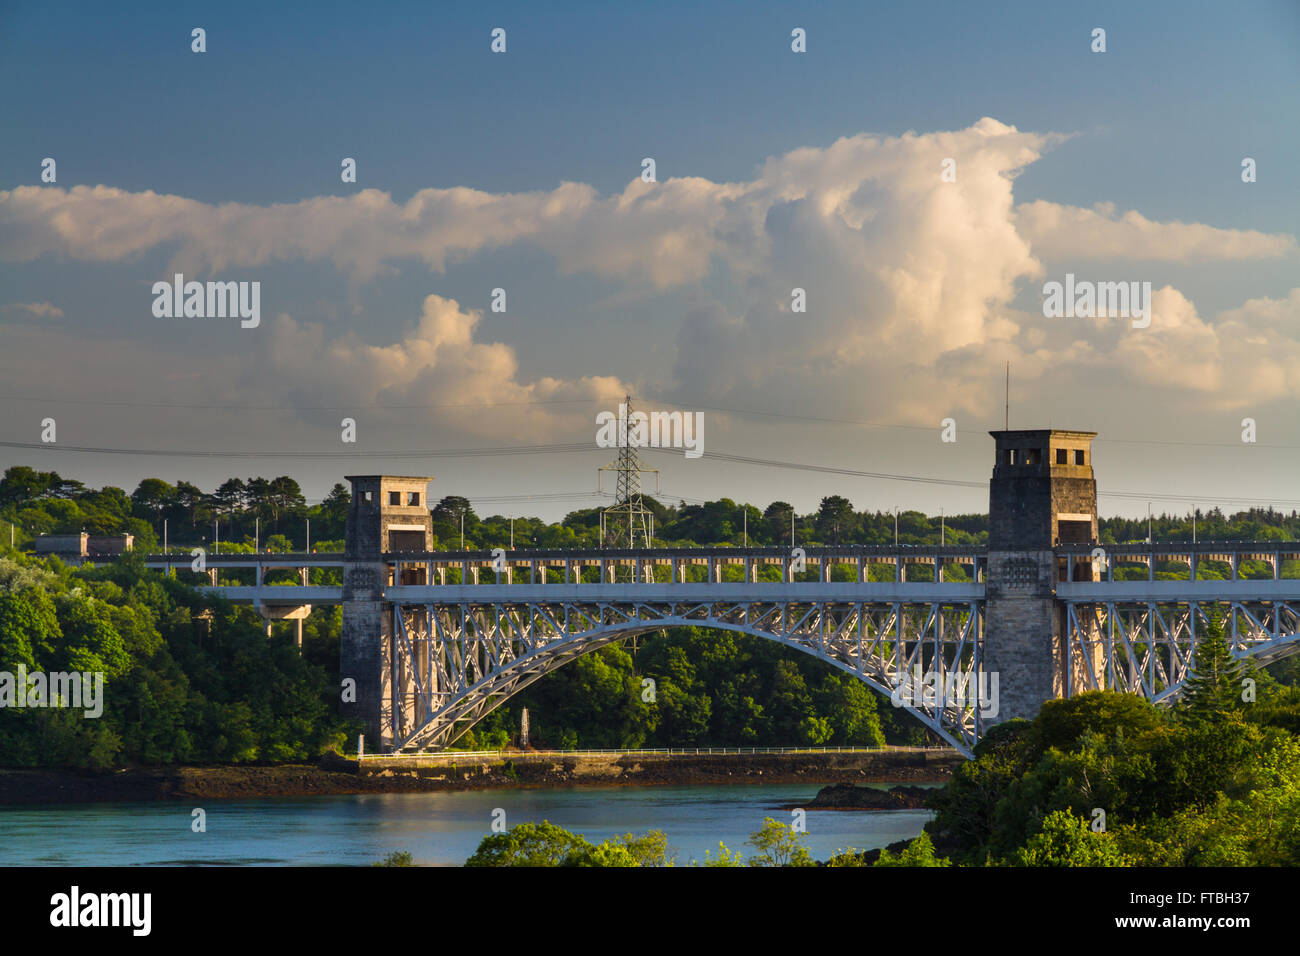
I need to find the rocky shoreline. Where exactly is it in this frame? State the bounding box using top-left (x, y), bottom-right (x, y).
top-left (0, 750), bottom-right (960, 805)
top-left (783, 782), bottom-right (937, 811)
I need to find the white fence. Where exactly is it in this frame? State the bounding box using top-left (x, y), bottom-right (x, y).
top-left (356, 745), bottom-right (951, 760)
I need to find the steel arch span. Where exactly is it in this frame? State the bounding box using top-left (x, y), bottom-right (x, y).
top-left (387, 599), bottom-right (987, 757)
top-left (1062, 598), bottom-right (1300, 704)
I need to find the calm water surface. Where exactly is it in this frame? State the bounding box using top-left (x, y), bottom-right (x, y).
top-left (0, 782), bottom-right (934, 866)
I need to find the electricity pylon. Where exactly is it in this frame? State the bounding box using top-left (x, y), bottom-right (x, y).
top-left (598, 394), bottom-right (658, 550)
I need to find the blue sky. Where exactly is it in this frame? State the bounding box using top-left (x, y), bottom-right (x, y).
top-left (2, 0), bottom-right (1298, 520)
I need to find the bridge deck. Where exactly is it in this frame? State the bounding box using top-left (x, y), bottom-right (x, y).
top-left (142, 540), bottom-right (1300, 566)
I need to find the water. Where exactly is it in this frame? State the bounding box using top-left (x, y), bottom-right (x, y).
top-left (0, 783), bottom-right (934, 866)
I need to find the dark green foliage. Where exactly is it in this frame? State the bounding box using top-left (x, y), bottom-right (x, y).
top-left (469, 626), bottom-right (894, 750)
top-left (0, 552), bottom-right (354, 769)
top-left (927, 686), bottom-right (1300, 866)
top-left (465, 821), bottom-right (672, 867)
top-left (1181, 609), bottom-right (1247, 722)
top-left (873, 831), bottom-right (951, 867)
top-left (6, 466), bottom-right (1300, 557)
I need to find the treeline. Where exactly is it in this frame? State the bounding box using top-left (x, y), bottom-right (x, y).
top-left (458, 816), bottom-right (949, 867)
top-left (0, 466), bottom-right (350, 552)
top-left (5, 466), bottom-right (1300, 554)
top-left (0, 551), bottom-right (353, 769)
top-left (926, 617), bottom-right (1300, 865)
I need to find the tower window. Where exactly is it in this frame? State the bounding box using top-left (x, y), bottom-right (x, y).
top-left (1005, 449), bottom-right (1016, 465)
top-left (408, 492), bottom-right (420, 506)
top-left (1056, 448), bottom-right (1067, 465)
top-left (1025, 448), bottom-right (1042, 465)
top-left (1075, 449), bottom-right (1086, 465)
top-left (389, 491), bottom-right (401, 506)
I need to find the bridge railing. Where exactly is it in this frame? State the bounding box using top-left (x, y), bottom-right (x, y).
top-left (1056, 541), bottom-right (1300, 583)
top-left (357, 744), bottom-right (954, 759)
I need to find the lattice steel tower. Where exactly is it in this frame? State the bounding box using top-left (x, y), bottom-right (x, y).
top-left (598, 394), bottom-right (658, 549)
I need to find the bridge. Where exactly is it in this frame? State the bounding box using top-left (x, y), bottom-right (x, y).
top-left (142, 431), bottom-right (1300, 758)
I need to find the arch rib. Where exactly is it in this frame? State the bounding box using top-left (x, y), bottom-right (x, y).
top-left (391, 604), bottom-right (984, 758)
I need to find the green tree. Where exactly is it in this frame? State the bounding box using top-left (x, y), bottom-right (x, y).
top-left (764, 501), bottom-right (795, 545)
top-left (1011, 811), bottom-right (1127, 867)
top-left (826, 848), bottom-right (866, 867)
top-left (465, 821), bottom-right (593, 867)
top-left (563, 830), bottom-right (672, 867)
top-left (697, 843), bottom-right (744, 867)
top-left (815, 495), bottom-right (856, 544)
top-left (0, 589), bottom-right (60, 669)
top-left (873, 832), bottom-right (951, 867)
top-left (1182, 609), bottom-right (1247, 722)
top-left (131, 478), bottom-right (176, 532)
top-left (745, 817), bottom-right (814, 867)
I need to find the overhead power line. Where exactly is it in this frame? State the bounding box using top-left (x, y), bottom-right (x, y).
top-left (0, 439), bottom-right (597, 460)
top-left (4, 437), bottom-right (1297, 508)
top-left (638, 394), bottom-right (1300, 450)
top-left (643, 447), bottom-right (1300, 508)
top-left (0, 394), bottom-right (595, 412)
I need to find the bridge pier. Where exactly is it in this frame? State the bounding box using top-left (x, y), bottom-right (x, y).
top-left (340, 476), bottom-right (435, 750)
top-left (257, 602), bottom-right (312, 645)
top-left (983, 430), bottom-right (1102, 725)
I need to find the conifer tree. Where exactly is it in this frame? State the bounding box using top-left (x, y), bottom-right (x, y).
top-left (1182, 607), bottom-right (1246, 721)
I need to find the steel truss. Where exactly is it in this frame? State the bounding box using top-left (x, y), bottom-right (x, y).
top-left (389, 598), bottom-right (985, 756)
top-left (1062, 599), bottom-right (1300, 702)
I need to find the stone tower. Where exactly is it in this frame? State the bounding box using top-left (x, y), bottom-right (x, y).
top-left (982, 430), bottom-right (1098, 724)
top-left (339, 475), bottom-right (434, 749)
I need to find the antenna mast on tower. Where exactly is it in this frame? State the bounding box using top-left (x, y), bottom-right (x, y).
top-left (1005, 361), bottom-right (1010, 431)
top-left (598, 394), bottom-right (658, 549)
